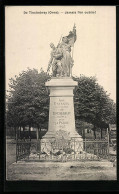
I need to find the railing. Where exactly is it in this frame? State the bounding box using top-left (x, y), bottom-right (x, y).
top-left (16, 136), bottom-right (110, 162)
top-left (16, 137), bottom-right (31, 162)
top-left (39, 138), bottom-right (109, 162)
top-left (83, 139), bottom-right (109, 159)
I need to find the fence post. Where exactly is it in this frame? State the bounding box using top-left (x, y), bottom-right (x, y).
top-left (16, 128), bottom-right (18, 163)
top-left (36, 128), bottom-right (39, 154)
top-left (85, 138), bottom-right (86, 152)
top-left (74, 138), bottom-right (75, 160)
top-left (28, 136), bottom-right (31, 160)
top-left (107, 128), bottom-right (110, 158)
top-left (39, 138), bottom-right (41, 160)
top-left (39, 128), bottom-right (41, 160)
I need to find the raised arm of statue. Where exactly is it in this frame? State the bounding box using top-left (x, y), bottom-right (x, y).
top-left (48, 52), bottom-right (53, 65)
top-left (47, 54), bottom-right (53, 72)
top-left (47, 44), bottom-right (55, 72)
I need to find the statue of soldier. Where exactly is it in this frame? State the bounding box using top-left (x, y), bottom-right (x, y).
top-left (47, 24), bottom-right (77, 77)
top-left (47, 43), bottom-right (63, 77)
top-left (58, 36), bottom-right (74, 76)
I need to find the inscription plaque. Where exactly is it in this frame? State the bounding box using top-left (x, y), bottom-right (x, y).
top-left (49, 97), bottom-right (75, 134)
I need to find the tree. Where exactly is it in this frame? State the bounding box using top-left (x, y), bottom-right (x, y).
top-left (7, 71), bottom-right (116, 140)
top-left (75, 120), bottom-right (93, 138)
top-left (73, 75), bottom-right (116, 139)
top-left (7, 68), bottom-right (50, 138)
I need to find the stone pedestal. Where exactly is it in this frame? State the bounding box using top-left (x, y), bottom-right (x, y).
top-left (41, 77), bottom-right (83, 156)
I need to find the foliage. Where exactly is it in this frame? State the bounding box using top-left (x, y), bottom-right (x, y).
top-left (73, 75), bottom-right (116, 131)
top-left (75, 120), bottom-right (93, 136)
top-left (7, 68), bottom-right (50, 129)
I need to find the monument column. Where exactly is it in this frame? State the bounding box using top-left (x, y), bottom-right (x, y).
top-left (41, 25), bottom-right (83, 156)
top-left (42, 77), bottom-right (82, 139)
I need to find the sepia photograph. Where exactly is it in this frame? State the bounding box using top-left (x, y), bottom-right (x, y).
top-left (5, 6), bottom-right (116, 181)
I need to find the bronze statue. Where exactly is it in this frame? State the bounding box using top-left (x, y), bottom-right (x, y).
top-left (47, 24), bottom-right (77, 77)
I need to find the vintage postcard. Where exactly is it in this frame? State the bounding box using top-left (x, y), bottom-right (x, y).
top-left (5, 6), bottom-right (116, 182)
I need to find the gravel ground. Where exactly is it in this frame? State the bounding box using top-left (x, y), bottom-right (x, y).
top-left (6, 140), bottom-right (16, 167)
top-left (6, 160), bottom-right (116, 181)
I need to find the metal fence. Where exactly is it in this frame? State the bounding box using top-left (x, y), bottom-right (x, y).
top-left (16, 137), bottom-right (31, 162)
top-left (16, 136), bottom-right (110, 162)
top-left (39, 137), bottom-right (109, 161)
top-left (83, 139), bottom-right (109, 159)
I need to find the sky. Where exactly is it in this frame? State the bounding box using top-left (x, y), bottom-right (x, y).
top-left (5, 6), bottom-right (116, 102)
